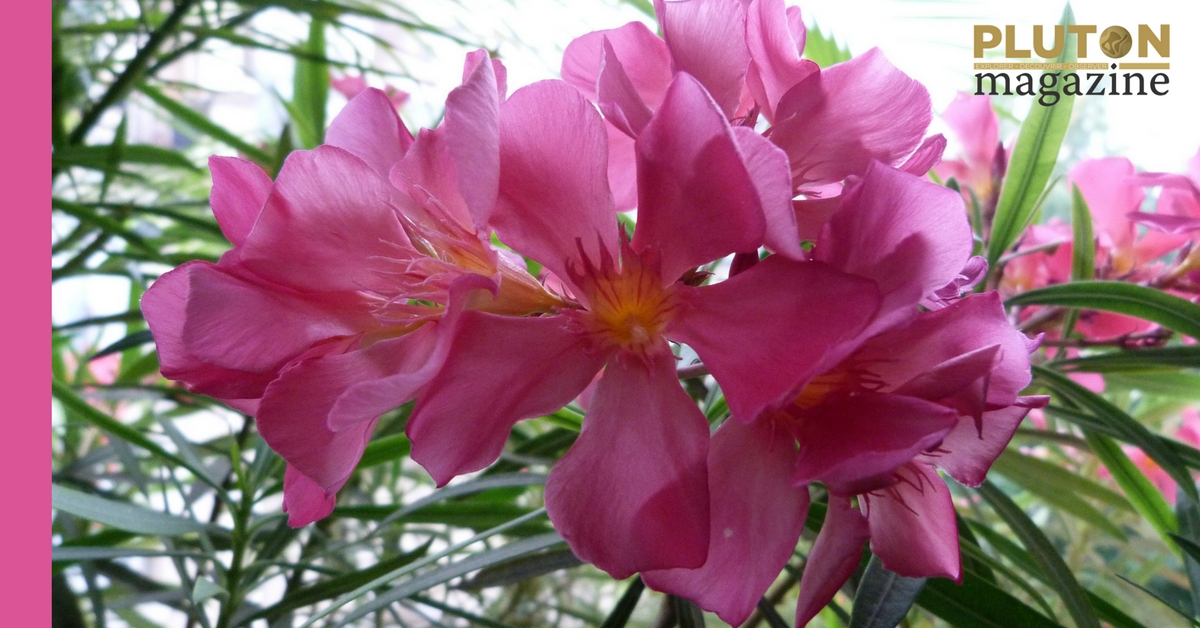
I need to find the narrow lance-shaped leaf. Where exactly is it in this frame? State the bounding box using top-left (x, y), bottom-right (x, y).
top-left (1059, 182), bottom-right (1096, 342)
top-left (916, 571), bottom-right (1066, 628)
top-left (291, 17), bottom-right (328, 149)
top-left (849, 555), bottom-right (926, 628)
top-left (1009, 281), bottom-right (1200, 341)
top-left (1034, 365), bottom-right (1198, 501)
top-left (978, 481), bottom-right (1100, 628)
top-left (1177, 490), bottom-right (1200, 615)
top-left (53, 484), bottom-right (212, 536)
top-left (1050, 347), bottom-right (1200, 372)
top-left (137, 83), bottom-right (274, 165)
top-left (1084, 432), bottom-right (1177, 547)
top-left (986, 4), bottom-right (1076, 271)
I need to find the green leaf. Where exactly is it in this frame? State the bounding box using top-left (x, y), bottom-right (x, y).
top-left (849, 555), bottom-right (925, 628)
top-left (1177, 491), bottom-right (1200, 614)
top-left (991, 451), bottom-right (1130, 539)
top-left (52, 547), bottom-right (203, 562)
top-left (461, 547), bottom-right (582, 590)
top-left (1044, 404), bottom-right (1200, 469)
top-left (803, 22), bottom-right (852, 68)
top-left (1008, 281), bottom-right (1200, 341)
top-left (241, 543), bottom-right (429, 624)
top-left (52, 378), bottom-right (227, 496)
top-left (137, 83), bottom-right (274, 165)
top-left (1034, 366), bottom-right (1198, 501)
top-left (1069, 183), bottom-right (1096, 282)
top-left (978, 481), bottom-right (1100, 628)
top-left (90, 330), bottom-right (155, 360)
top-left (291, 17), bottom-right (329, 149)
top-left (53, 143), bottom-right (198, 171)
top-left (986, 4), bottom-right (1076, 271)
top-left (191, 577), bottom-right (227, 603)
top-left (917, 572), bottom-right (1065, 628)
top-left (355, 433), bottom-right (410, 469)
top-left (300, 509), bottom-right (550, 627)
top-left (1106, 372), bottom-right (1200, 400)
top-left (967, 521), bottom-right (1148, 628)
top-left (335, 532), bottom-right (565, 626)
top-left (1115, 575), bottom-right (1199, 625)
top-left (1050, 347), bottom-right (1200, 372)
top-left (599, 577), bottom-right (646, 628)
top-left (1060, 182), bottom-right (1096, 340)
top-left (1085, 432), bottom-right (1178, 546)
top-left (992, 450), bottom-right (1131, 511)
top-left (52, 485), bottom-right (211, 536)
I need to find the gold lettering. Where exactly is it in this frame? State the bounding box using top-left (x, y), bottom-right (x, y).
top-left (1006, 24), bottom-right (1031, 58)
top-left (1139, 24), bottom-right (1169, 58)
top-left (975, 25), bottom-right (1002, 57)
top-left (1034, 25), bottom-right (1064, 58)
top-left (1068, 25), bottom-right (1097, 58)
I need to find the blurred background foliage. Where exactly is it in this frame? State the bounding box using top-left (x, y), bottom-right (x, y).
top-left (51, 1), bottom-right (1200, 627)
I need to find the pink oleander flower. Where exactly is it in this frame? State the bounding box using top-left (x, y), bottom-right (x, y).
top-left (1132, 147), bottom-right (1200, 239)
top-left (142, 52), bottom-right (563, 526)
top-left (932, 92), bottom-right (1004, 202)
top-left (1108, 408), bottom-right (1200, 505)
top-left (1002, 157), bottom-right (1189, 340)
top-left (636, 164), bottom-right (1044, 626)
top-left (403, 73), bottom-right (905, 579)
top-left (559, 0), bottom-right (936, 213)
top-left (332, 74), bottom-right (410, 108)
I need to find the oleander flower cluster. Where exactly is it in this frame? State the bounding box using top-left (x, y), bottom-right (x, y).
top-left (142, 1), bottom-right (1047, 625)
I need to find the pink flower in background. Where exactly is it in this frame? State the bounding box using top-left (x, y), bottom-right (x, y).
top-left (933, 92), bottom-right (1003, 201)
top-left (559, 0), bottom-right (935, 211)
top-left (332, 74), bottom-right (410, 108)
top-left (142, 53), bottom-right (562, 526)
top-left (1116, 408), bottom-right (1200, 505)
top-left (404, 74), bottom-right (897, 579)
top-left (1002, 157), bottom-right (1190, 340)
top-left (640, 165), bottom-right (1044, 626)
top-left (1132, 148), bottom-right (1200, 239)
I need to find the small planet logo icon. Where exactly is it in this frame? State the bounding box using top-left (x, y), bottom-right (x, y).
top-left (1100, 26), bottom-right (1133, 58)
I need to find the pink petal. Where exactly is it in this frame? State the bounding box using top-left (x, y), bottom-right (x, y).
top-left (730, 126), bottom-right (804, 259)
top-left (793, 393), bottom-right (960, 495)
top-left (462, 48), bottom-right (507, 101)
top-left (141, 262), bottom-right (279, 401)
top-left (494, 80), bottom-right (618, 296)
top-left (390, 128), bottom-right (473, 230)
top-left (282, 465), bottom-right (337, 527)
top-left (171, 262), bottom-right (367, 374)
top-left (1068, 158), bottom-right (1144, 253)
top-left (815, 162), bottom-right (972, 336)
top-left (597, 36), bottom-right (654, 138)
top-left (654, 0), bottom-right (750, 117)
top-left (607, 124), bottom-right (639, 211)
top-left (792, 195), bottom-right (841, 242)
top-left (407, 312), bottom-right (606, 485)
top-left (770, 48), bottom-right (931, 187)
top-left (631, 73), bottom-right (772, 281)
top-left (670, 256), bottom-right (880, 423)
top-left (864, 462), bottom-right (961, 580)
top-left (643, 419), bottom-right (808, 627)
top-left (238, 145), bottom-right (413, 294)
top-left (328, 274), bottom-right (497, 431)
top-left (561, 21), bottom-right (672, 110)
top-left (325, 88), bottom-right (414, 178)
top-left (545, 351), bottom-right (710, 579)
top-left (940, 93), bottom-right (998, 170)
top-left (891, 344), bottom-right (1002, 425)
top-left (443, 50), bottom-right (503, 229)
top-left (934, 398), bottom-right (1044, 487)
top-left (209, 157), bottom-right (271, 248)
top-left (900, 134), bottom-right (947, 177)
top-left (256, 327), bottom-right (438, 491)
top-left (744, 0), bottom-right (818, 121)
top-left (855, 293), bottom-right (1034, 408)
top-left (795, 496), bottom-right (870, 627)
top-left (1128, 211), bottom-right (1200, 235)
